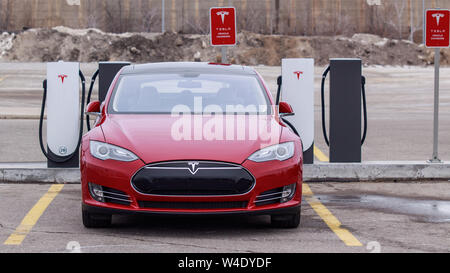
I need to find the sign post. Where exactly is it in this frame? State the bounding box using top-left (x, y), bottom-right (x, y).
top-left (210, 7), bottom-right (237, 63)
top-left (425, 9), bottom-right (450, 163)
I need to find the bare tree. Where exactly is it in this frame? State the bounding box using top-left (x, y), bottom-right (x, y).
top-left (141, 6), bottom-right (160, 32)
top-left (388, 0), bottom-right (407, 39)
top-left (239, 0), bottom-right (266, 34)
top-left (105, 0), bottom-right (130, 33)
top-left (275, 0), bottom-right (280, 34)
top-left (87, 0), bottom-right (99, 28)
top-left (0, 0), bottom-right (13, 31)
top-left (408, 0), bottom-right (423, 42)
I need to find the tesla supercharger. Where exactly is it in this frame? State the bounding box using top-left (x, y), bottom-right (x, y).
top-left (86, 61), bottom-right (130, 131)
top-left (40, 62), bottom-right (85, 168)
top-left (321, 58), bottom-right (367, 163)
top-left (280, 59), bottom-right (315, 164)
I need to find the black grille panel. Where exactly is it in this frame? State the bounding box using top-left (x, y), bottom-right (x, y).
top-left (132, 161), bottom-right (255, 196)
top-left (138, 201), bottom-right (248, 210)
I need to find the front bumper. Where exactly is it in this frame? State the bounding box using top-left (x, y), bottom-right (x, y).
top-left (82, 202), bottom-right (301, 217)
top-left (81, 149), bottom-right (303, 214)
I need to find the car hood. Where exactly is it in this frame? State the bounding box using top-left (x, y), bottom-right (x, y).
top-left (101, 114), bottom-right (282, 164)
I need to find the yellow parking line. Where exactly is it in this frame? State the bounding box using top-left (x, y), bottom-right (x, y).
top-left (4, 184), bottom-right (64, 245)
top-left (302, 183), bottom-right (314, 196)
top-left (314, 145), bottom-right (329, 162)
top-left (302, 183), bottom-right (362, 247)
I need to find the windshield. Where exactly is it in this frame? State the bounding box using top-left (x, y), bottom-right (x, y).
top-left (108, 73), bottom-right (271, 114)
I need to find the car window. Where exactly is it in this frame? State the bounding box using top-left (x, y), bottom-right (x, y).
top-left (109, 73), bottom-right (271, 114)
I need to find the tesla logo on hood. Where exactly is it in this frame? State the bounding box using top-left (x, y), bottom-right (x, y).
top-left (187, 161), bottom-right (200, 175)
top-left (293, 71), bottom-right (303, 80)
top-left (58, 74), bottom-right (68, 84)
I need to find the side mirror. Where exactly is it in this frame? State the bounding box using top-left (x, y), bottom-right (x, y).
top-left (279, 102), bottom-right (295, 117)
top-left (86, 101), bottom-right (101, 117)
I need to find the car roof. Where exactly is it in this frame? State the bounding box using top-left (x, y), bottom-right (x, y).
top-left (121, 62), bottom-right (257, 76)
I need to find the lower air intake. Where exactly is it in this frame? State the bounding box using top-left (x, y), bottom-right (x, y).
top-left (254, 187), bottom-right (283, 206)
top-left (138, 201), bottom-right (248, 210)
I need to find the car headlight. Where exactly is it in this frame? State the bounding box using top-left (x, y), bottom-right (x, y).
top-left (90, 141), bottom-right (139, 162)
top-left (248, 142), bottom-right (295, 162)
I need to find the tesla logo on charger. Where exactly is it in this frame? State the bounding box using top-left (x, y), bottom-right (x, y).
top-left (58, 74), bottom-right (68, 84)
top-left (293, 71), bottom-right (303, 80)
top-left (187, 161), bottom-right (200, 175)
top-left (433, 13), bottom-right (445, 26)
top-left (216, 11), bottom-right (229, 24)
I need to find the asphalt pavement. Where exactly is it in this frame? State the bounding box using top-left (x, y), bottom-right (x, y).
top-left (0, 182), bottom-right (449, 253)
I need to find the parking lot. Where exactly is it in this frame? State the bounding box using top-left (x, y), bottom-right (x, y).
top-left (0, 63), bottom-right (449, 253)
top-left (0, 182), bottom-right (449, 253)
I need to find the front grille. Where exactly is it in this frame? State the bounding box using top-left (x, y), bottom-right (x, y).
top-left (102, 186), bottom-right (131, 206)
top-left (254, 187), bottom-right (283, 206)
top-left (131, 161), bottom-right (255, 196)
top-left (138, 201), bottom-right (248, 210)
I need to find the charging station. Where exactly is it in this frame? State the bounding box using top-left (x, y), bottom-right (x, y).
top-left (321, 58), bottom-right (367, 163)
top-left (98, 61), bottom-right (130, 102)
top-left (40, 62), bottom-right (86, 168)
top-left (86, 61), bottom-right (130, 130)
top-left (279, 59), bottom-right (315, 164)
top-left (40, 61), bottom-right (130, 167)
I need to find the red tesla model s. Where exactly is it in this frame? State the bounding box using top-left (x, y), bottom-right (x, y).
top-left (81, 62), bottom-right (303, 228)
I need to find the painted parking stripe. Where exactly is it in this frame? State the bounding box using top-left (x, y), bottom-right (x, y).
top-left (0, 75), bottom-right (9, 83)
top-left (313, 145), bottom-right (329, 162)
top-left (4, 184), bottom-right (64, 245)
top-left (302, 183), bottom-right (362, 247)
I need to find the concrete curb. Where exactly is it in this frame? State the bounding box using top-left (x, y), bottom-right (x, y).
top-left (0, 115), bottom-right (41, 120)
top-left (1, 161), bottom-right (449, 184)
top-left (305, 162), bottom-right (450, 182)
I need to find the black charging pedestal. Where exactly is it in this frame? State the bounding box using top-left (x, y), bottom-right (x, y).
top-left (98, 62), bottom-right (131, 102)
top-left (329, 58), bottom-right (362, 163)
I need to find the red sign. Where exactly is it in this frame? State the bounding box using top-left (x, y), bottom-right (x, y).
top-left (210, 7), bottom-right (236, 46)
top-left (425, 9), bottom-right (450, 48)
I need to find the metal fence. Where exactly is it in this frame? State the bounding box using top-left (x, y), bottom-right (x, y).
top-left (0, 0), bottom-right (449, 41)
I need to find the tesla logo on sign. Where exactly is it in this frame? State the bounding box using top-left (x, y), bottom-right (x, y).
top-left (217, 11), bottom-right (229, 24)
top-left (425, 9), bottom-right (450, 48)
top-left (58, 74), bottom-right (68, 84)
top-left (210, 7), bottom-right (236, 46)
top-left (293, 71), bottom-right (303, 80)
top-left (187, 161), bottom-right (200, 175)
top-left (432, 13), bottom-right (445, 26)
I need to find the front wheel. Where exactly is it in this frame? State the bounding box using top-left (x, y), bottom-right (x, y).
top-left (271, 207), bottom-right (301, 229)
top-left (82, 208), bottom-right (112, 228)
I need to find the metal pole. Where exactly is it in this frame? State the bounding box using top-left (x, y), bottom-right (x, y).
top-left (423, 0), bottom-right (425, 44)
top-left (221, 46), bottom-right (228, 63)
top-left (410, 0), bottom-right (413, 42)
top-left (162, 0), bottom-right (165, 33)
top-left (430, 48), bottom-right (442, 163)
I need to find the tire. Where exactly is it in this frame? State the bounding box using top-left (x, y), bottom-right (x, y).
top-left (271, 207), bottom-right (301, 229)
top-left (82, 208), bottom-right (112, 228)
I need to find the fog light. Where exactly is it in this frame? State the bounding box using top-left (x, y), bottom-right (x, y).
top-left (88, 183), bottom-right (105, 202)
top-left (280, 183), bottom-right (296, 203)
